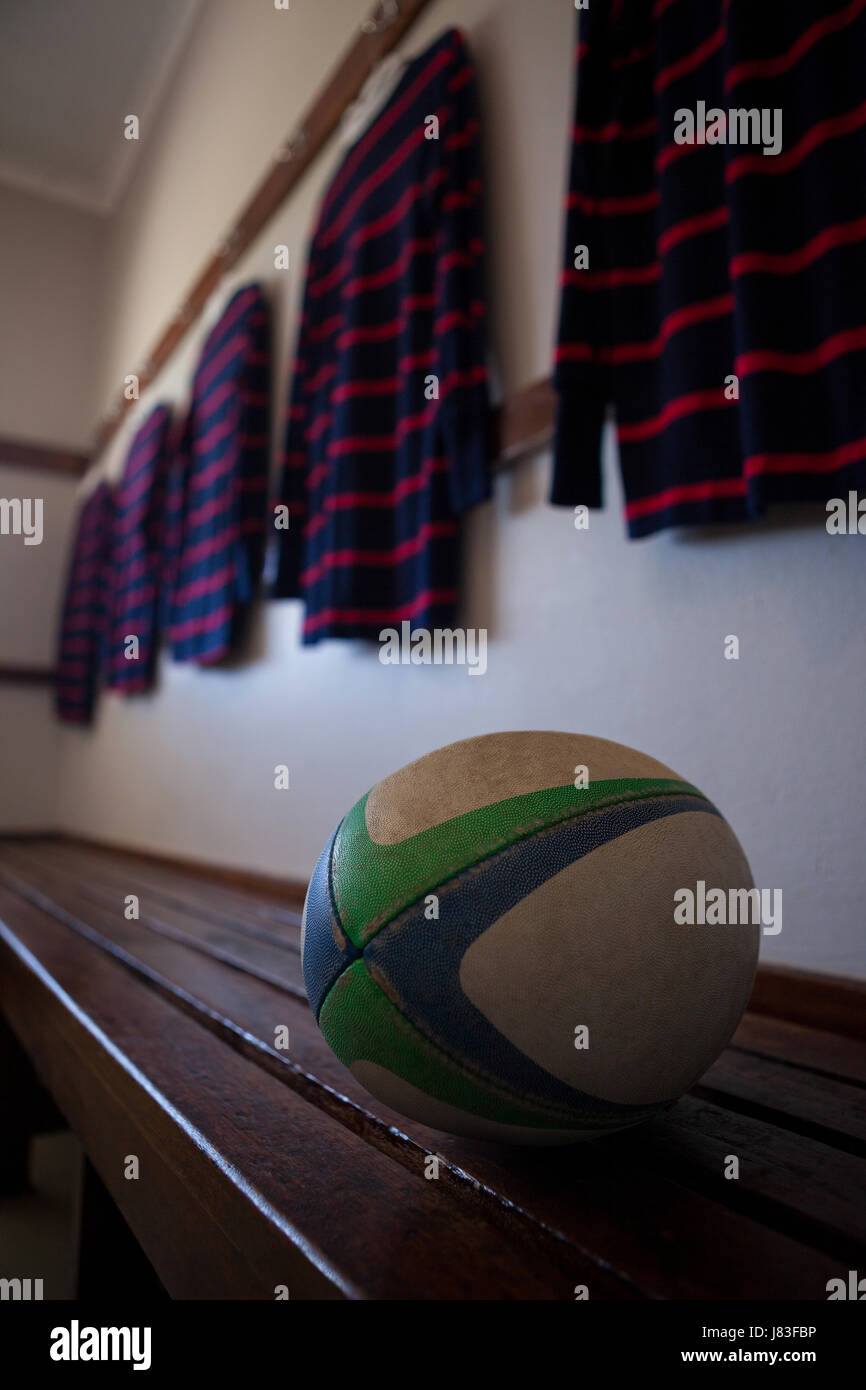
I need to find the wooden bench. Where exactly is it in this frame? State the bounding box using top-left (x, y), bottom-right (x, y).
top-left (1, 834), bottom-right (864, 1300)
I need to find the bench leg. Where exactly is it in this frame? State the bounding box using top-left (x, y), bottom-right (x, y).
top-left (0, 1013), bottom-right (63, 1196)
top-left (76, 1159), bottom-right (169, 1302)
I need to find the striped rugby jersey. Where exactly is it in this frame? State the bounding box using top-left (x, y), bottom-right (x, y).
top-left (553, 0), bottom-right (866, 538)
top-left (273, 28), bottom-right (492, 642)
top-left (55, 481), bottom-right (114, 724)
top-left (103, 403), bottom-right (172, 693)
top-left (163, 283), bottom-right (271, 664)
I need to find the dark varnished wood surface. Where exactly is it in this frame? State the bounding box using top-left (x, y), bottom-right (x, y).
top-left (0, 436), bottom-right (89, 477)
top-left (0, 836), bottom-right (863, 1300)
top-left (0, 667), bottom-right (57, 686)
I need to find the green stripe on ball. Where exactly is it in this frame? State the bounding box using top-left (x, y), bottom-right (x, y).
top-left (332, 776), bottom-right (703, 946)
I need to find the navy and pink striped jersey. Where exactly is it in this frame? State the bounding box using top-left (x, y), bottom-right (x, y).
top-left (159, 408), bottom-right (191, 648)
top-left (273, 27), bottom-right (491, 642)
top-left (163, 283), bottom-right (271, 664)
top-left (553, 0), bottom-right (866, 537)
top-left (103, 403), bottom-right (172, 693)
top-left (55, 481), bottom-right (114, 724)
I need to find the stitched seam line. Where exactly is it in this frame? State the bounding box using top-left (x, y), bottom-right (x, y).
top-left (327, 820), bottom-right (350, 952)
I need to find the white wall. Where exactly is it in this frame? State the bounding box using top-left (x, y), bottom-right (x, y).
top-left (53, 0), bottom-right (866, 976)
top-left (0, 183), bottom-right (102, 831)
top-left (0, 463), bottom-right (82, 834)
top-left (0, 184), bottom-right (103, 450)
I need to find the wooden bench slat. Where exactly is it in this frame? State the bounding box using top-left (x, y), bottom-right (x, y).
top-left (64, 838), bottom-right (305, 924)
top-left (697, 1051), bottom-right (866, 1153)
top-left (6, 839), bottom-right (302, 943)
top-left (639, 1096), bottom-right (866, 1264)
top-left (0, 846), bottom-right (304, 995)
top-left (732, 1012), bottom-right (866, 1087)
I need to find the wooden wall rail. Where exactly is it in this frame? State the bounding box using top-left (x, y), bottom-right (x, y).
top-left (92, 0), bottom-right (441, 459)
top-left (496, 380), bottom-right (556, 467)
top-left (0, 667), bottom-right (56, 687)
top-left (0, 437), bottom-right (89, 478)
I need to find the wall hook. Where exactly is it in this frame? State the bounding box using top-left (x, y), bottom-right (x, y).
top-left (218, 228), bottom-right (240, 259)
top-left (277, 126), bottom-right (308, 164)
top-left (361, 0), bottom-right (400, 36)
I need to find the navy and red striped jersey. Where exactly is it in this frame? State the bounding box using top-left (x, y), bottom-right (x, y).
top-left (103, 403), bottom-right (172, 693)
top-left (55, 481), bottom-right (114, 724)
top-left (553, 0), bottom-right (866, 537)
top-left (273, 27), bottom-right (491, 642)
top-left (159, 408), bottom-right (191, 646)
top-left (163, 283), bottom-right (271, 664)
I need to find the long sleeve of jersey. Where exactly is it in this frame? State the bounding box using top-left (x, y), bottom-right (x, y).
top-left (428, 32), bottom-right (492, 516)
top-left (55, 481), bottom-right (114, 723)
top-left (272, 252), bottom-right (319, 600)
top-left (551, 17), bottom-right (612, 511)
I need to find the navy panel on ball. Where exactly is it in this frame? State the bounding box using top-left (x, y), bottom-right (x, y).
top-left (302, 821), bottom-right (360, 1019)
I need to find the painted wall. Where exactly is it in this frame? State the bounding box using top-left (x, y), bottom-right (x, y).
top-left (0, 184), bottom-right (103, 450)
top-left (0, 183), bottom-right (102, 830)
top-left (54, 0), bottom-right (866, 976)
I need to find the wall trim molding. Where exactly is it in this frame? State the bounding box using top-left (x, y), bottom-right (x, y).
top-left (0, 666), bottom-right (57, 686)
top-left (0, 436), bottom-right (90, 476)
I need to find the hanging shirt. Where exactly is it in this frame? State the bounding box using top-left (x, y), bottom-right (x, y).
top-left (553, 0), bottom-right (866, 537)
top-left (273, 27), bottom-right (492, 642)
top-left (55, 481), bottom-right (114, 724)
top-left (103, 403), bottom-right (172, 693)
top-left (164, 283), bottom-right (270, 664)
top-left (158, 407), bottom-right (194, 645)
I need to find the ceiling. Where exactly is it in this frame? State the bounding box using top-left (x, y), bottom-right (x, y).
top-left (0, 0), bottom-right (203, 215)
